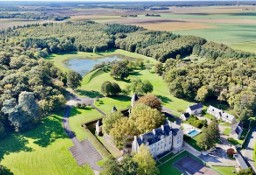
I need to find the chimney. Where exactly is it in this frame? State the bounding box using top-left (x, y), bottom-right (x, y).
top-left (134, 136), bottom-right (137, 142)
top-left (161, 125), bottom-right (164, 131)
top-left (152, 129), bottom-right (156, 135)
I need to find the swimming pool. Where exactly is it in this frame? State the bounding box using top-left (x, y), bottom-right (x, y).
top-left (187, 130), bottom-right (200, 138)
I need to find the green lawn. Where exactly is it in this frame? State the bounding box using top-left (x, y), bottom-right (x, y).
top-left (184, 134), bottom-right (203, 151)
top-left (223, 128), bottom-right (231, 136)
top-left (69, 107), bottom-right (103, 141)
top-left (80, 69), bottom-right (193, 116)
top-left (212, 166), bottom-right (236, 175)
top-left (0, 113), bottom-right (93, 175)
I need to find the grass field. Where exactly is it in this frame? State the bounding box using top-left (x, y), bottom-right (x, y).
top-left (212, 166), bottom-right (236, 175)
top-left (0, 113), bottom-right (93, 175)
top-left (80, 68), bottom-right (193, 116)
top-left (69, 107), bottom-right (103, 141)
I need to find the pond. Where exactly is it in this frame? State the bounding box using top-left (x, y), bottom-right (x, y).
top-left (64, 55), bottom-right (122, 76)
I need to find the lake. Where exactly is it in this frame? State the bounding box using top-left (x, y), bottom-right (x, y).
top-left (64, 55), bottom-right (122, 76)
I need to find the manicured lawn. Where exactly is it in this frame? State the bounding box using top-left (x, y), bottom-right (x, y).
top-left (227, 137), bottom-right (243, 146)
top-left (80, 69), bottom-right (193, 116)
top-left (95, 96), bottom-right (131, 114)
top-left (212, 166), bottom-right (236, 175)
top-left (0, 113), bottom-right (93, 175)
top-left (223, 128), bottom-right (231, 136)
top-left (69, 107), bottom-right (103, 141)
top-left (184, 134), bottom-right (203, 151)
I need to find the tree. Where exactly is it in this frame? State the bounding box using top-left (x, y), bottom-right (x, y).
top-left (198, 118), bottom-right (220, 150)
top-left (127, 79), bottom-right (153, 95)
top-left (0, 165), bottom-right (13, 175)
top-left (0, 122), bottom-right (5, 139)
top-left (143, 80), bottom-right (153, 94)
top-left (110, 118), bottom-right (136, 149)
top-left (102, 112), bottom-right (124, 134)
top-left (1, 92), bottom-right (40, 131)
top-left (130, 104), bottom-right (164, 134)
top-left (133, 145), bottom-right (159, 175)
top-left (100, 155), bottom-right (138, 175)
top-left (100, 157), bottom-right (122, 175)
top-left (101, 81), bottom-right (122, 96)
top-left (237, 168), bottom-right (253, 175)
top-left (101, 81), bottom-right (114, 96)
top-left (136, 94), bottom-right (162, 111)
top-left (195, 86), bottom-right (209, 102)
top-left (155, 63), bottom-right (164, 76)
top-left (66, 71), bottom-right (82, 89)
top-left (111, 60), bottom-right (130, 80)
top-left (120, 155), bottom-right (138, 175)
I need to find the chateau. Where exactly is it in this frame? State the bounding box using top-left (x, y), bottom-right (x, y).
top-left (132, 120), bottom-right (183, 158)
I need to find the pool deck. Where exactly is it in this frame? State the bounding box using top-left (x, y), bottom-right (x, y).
top-left (182, 123), bottom-right (201, 138)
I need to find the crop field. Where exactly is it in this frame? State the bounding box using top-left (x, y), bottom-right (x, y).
top-left (0, 19), bottom-right (59, 29)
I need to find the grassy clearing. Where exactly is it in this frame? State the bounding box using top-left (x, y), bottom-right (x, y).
top-left (80, 69), bottom-right (193, 116)
top-left (212, 166), bottom-right (236, 175)
top-left (69, 107), bottom-right (103, 141)
top-left (230, 41), bottom-right (256, 53)
top-left (0, 113), bottom-right (93, 175)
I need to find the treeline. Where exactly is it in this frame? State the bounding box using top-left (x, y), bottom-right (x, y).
top-left (0, 41), bottom-right (67, 138)
top-left (0, 12), bottom-right (70, 21)
top-left (1, 21), bottom-right (254, 61)
top-left (163, 58), bottom-right (256, 119)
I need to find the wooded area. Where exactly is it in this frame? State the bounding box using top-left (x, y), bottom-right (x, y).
top-left (0, 20), bottom-right (255, 139)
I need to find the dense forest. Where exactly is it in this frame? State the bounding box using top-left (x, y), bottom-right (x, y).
top-left (164, 58), bottom-right (256, 120)
top-left (0, 20), bottom-right (255, 139)
top-left (0, 13), bottom-right (70, 21)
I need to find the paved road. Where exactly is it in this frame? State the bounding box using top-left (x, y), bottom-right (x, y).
top-left (241, 127), bottom-right (256, 172)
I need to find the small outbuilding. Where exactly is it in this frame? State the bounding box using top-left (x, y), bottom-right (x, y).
top-left (186, 103), bottom-right (203, 115)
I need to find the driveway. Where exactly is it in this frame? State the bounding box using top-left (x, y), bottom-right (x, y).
top-left (63, 106), bottom-right (102, 171)
top-left (241, 127), bottom-right (256, 172)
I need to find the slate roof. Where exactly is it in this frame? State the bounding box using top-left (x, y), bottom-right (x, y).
top-left (131, 93), bottom-right (139, 102)
top-left (232, 122), bottom-right (243, 135)
top-left (188, 103), bottom-right (203, 111)
top-left (136, 121), bottom-right (180, 146)
top-left (183, 112), bottom-right (190, 119)
top-left (207, 105), bottom-right (235, 122)
top-left (111, 106), bottom-right (117, 113)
